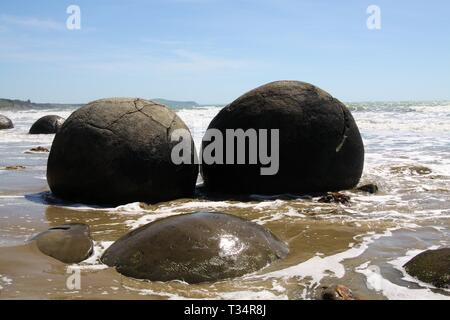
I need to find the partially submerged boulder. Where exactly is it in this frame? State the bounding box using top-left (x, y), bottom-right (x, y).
top-left (102, 212), bottom-right (289, 283)
top-left (29, 115), bottom-right (65, 134)
top-left (47, 98), bottom-right (198, 205)
top-left (31, 223), bottom-right (93, 264)
top-left (0, 115), bottom-right (13, 130)
top-left (403, 248), bottom-right (450, 288)
top-left (201, 81), bottom-right (364, 195)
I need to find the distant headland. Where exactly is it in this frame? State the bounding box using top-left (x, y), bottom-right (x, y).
top-left (0, 98), bottom-right (208, 110)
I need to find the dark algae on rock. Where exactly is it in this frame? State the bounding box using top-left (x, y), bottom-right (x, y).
top-left (101, 212), bottom-right (289, 283)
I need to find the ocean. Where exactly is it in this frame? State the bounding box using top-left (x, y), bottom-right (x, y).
top-left (0, 101), bottom-right (449, 299)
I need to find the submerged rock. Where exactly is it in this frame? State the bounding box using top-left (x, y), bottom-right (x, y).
top-left (0, 115), bottom-right (14, 130)
top-left (3, 165), bottom-right (26, 170)
top-left (201, 80), bottom-right (364, 195)
top-left (318, 192), bottom-right (350, 204)
top-left (25, 146), bottom-right (50, 154)
top-left (101, 212), bottom-right (289, 283)
top-left (47, 98), bottom-right (198, 205)
top-left (356, 183), bottom-right (379, 194)
top-left (404, 248), bottom-right (450, 288)
top-left (31, 223), bottom-right (93, 264)
top-left (390, 165), bottom-right (432, 176)
top-left (29, 115), bottom-right (65, 134)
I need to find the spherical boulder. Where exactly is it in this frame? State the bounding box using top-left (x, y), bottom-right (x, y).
top-left (31, 223), bottom-right (93, 264)
top-left (201, 81), bottom-right (364, 195)
top-left (47, 98), bottom-right (198, 205)
top-left (404, 248), bottom-right (450, 288)
top-left (29, 115), bottom-right (65, 134)
top-left (0, 114), bottom-right (14, 130)
top-left (101, 212), bottom-right (289, 283)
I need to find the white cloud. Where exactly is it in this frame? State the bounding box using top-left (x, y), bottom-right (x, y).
top-left (0, 14), bottom-right (64, 31)
top-left (140, 38), bottom-right (193, 46)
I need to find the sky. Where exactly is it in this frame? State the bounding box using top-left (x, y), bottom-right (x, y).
top-left (0, 0), bottom-right (449, 104)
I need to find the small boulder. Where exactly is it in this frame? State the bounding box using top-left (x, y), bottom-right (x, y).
top-left (29, 115), bottom-right (65, 134)
top-left (0, 115), bottom-right (14, 130)
top-left (101, 212), bottom-right (289, 283)
top-left (319, 284), bottom-right (356, 300)
top-left (356, 183), bottom-right (379, 194)
top-left (404, 248), bottom-right (450, 288)
top-left (31, 223), bottom-right (93, 264)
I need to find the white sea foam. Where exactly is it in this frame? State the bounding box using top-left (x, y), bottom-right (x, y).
top-left (0, 274), bottom-right (13, 290)
top-left (124, 200), bottom-right (288, 229)
top-left (71, 241), bottom-right (113, 271)
top-left (257, 229), bottom-right (395, 287)
top-left (356, 261), bottom-right (450, 300)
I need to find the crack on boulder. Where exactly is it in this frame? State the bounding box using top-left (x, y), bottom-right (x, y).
top-left (134, 100), bottom-right (174, 130)
top-left (336, 102), bottom-right (350, 153)
top-left (166, 115), bottom-right (178, 141)
top-left (85, 122), bottom-right (119, 137)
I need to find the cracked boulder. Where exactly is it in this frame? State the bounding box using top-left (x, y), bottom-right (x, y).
top-left (101, 211), bottom-right (289, 283)
top-left (47, 98), bottom-right (198, 205)
top-left (31, 223), bottom-right (93, 264)
top-left (0, 114), bottom-right (14, 130)
top-left (29, 115), bottom-right (65, 134)
top-left (201, 81), bottom-right (364, 194)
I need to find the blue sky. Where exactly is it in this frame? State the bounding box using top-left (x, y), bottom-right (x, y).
top-left (0, 0), bottom-right (449, 104)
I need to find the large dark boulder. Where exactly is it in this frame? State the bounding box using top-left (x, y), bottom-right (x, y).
top-left (404, 248), bottom-right (450, 288)
top-left (101, 212), bottom-right (289, 283)
top-left (0, 114), bottom-right (13, 130)
top-left (31, 223), bottom-right (93, 264)
top-left (29, 115), bottom-right (65, 134)
top-left (47, 98), bottom-right (198, 205)
top-left (201, 81), bottom-right (364, 195)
